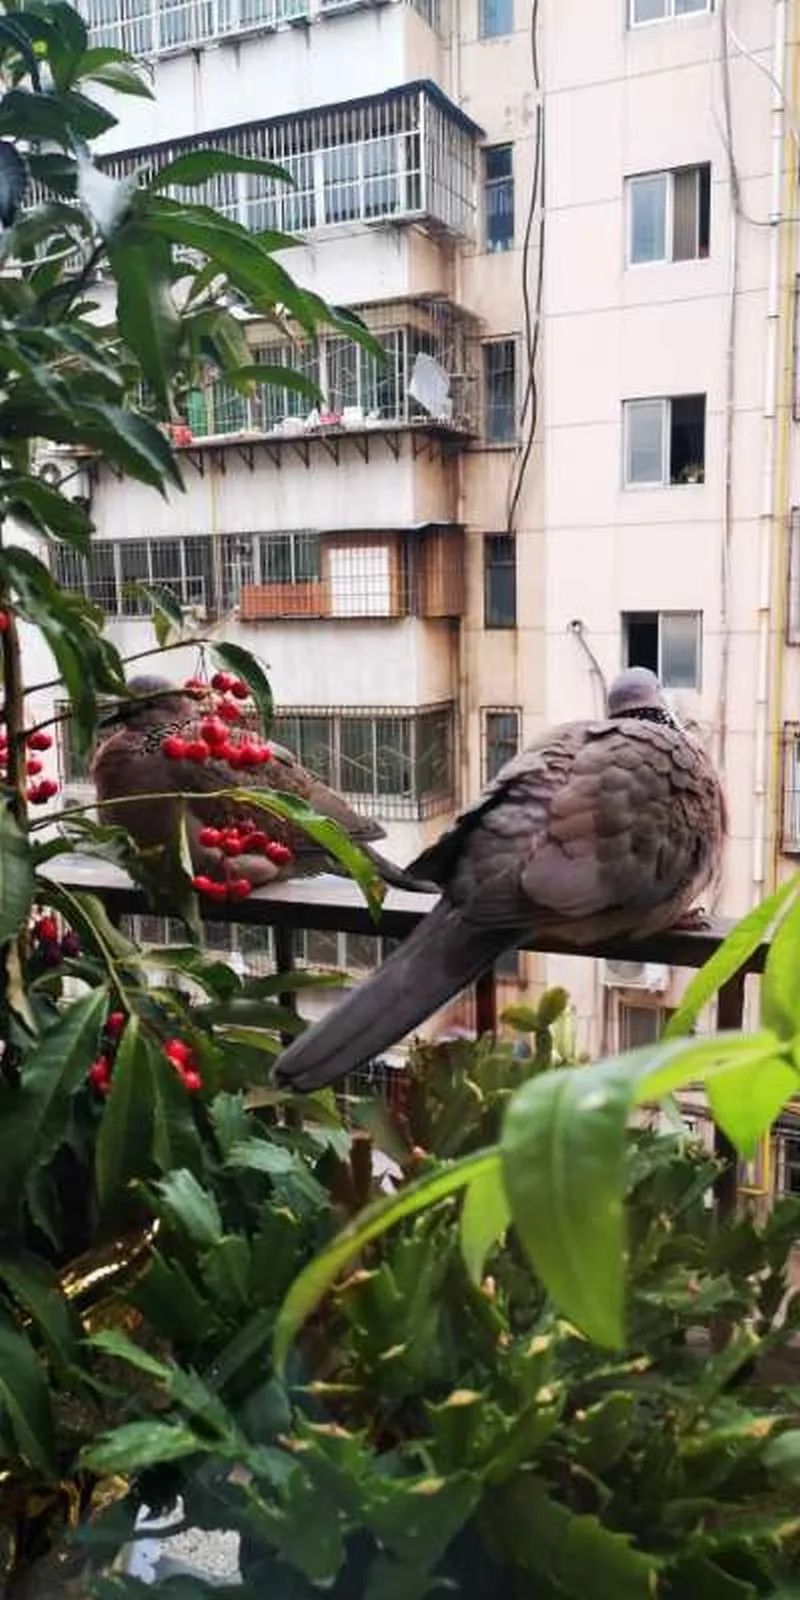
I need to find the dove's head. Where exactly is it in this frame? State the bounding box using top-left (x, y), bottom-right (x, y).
top-left (98, 675), bottom-right (201, 730)
top-left (607, 668), bottom-right (677, 727)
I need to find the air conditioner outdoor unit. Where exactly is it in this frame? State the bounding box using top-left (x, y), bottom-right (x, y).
top-left (603, 959), bottom-right (669, 993)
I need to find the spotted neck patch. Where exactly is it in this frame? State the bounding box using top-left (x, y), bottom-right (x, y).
top-left (614, 705), bottom-right (678, 729)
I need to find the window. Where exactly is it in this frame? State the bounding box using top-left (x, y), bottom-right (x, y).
top-left (623, 611), bottom-right (702, 689)
top-left (618, 1003), bottom-right (672, 1051)
top-left (624, 395), bottom-right (705, 487)
top-left (479, 0), bottom-right (512, 36)
top-left (484, 340), bottom-right (517, 442)
top-left (629, 0), bottom-right (711, 24)
top-left (483, 708), bottom-right (521, 782)
top-left (271, 705), bottom-right (455, 819)
top-left (53, 538), bottom-right (214, 617)
top-left (776, 1120), bottom-right (800, 1195)
top-left (627, 165), bottom-right (710, 265)
top-left (484, 535), bottom-right (517, 629)
top-left (788, 509), bottom-right (800, 644)
top-left (783, 727), bottom-right (800, 853)
top-left (483, 145), bottom-right (514, 252)
top-left (261, 532), bottom-right (320, 584)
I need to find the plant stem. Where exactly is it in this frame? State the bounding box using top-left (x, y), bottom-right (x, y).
top-left (3, 611), bottom-right (27, 819)
top-left (23, 635), bottom-right (214, 696)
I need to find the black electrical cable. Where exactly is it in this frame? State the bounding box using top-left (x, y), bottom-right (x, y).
top-left (506, 0), bottom-right (544, 533)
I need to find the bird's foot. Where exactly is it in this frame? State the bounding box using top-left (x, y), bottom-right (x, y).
top-left (670, 905), bottom-right (711, 932)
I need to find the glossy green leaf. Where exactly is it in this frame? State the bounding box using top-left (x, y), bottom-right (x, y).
top-left (708, 1055), bottom-right (799, 1158)
top-left (459, 1163), bottom-right (510, 1285)
top-left (95, 1018), bottom-right (154, 1215)
top-left (764, 1429), bottom-right (800, 1486)
top-left (0, 987), bottom-right (108, 1193)
top-left (0, 802), bottom-right (34, 944)
top-left (762, 882), bottom-right (800, 1038)
top-left (0, 1311), bottom-right (58, 1479)
top-left (0, 1255), bottom-right (82, 1378)
top-left (89, 1327), bottom-right (173, 1381)
top-left (111, 231), bottom-right (180, 407)
top-left (211, 641), bottom-right (273, 733)
top-left (273, 1147), bottom-right (498, 1372)
top-left (487, 1475), bottom-right (657, 1599)
top-left (1, 474), bottom-right (92, 550)
top-left (155, 1167), bottom-right (223, 1247)
top-left (664, 876), bottom-right (800, 1040)
top-left (232, 787), bottom-right (384, 920)
top-left (149, 148), bottom-right (293, 191)
top-left (79, 54), bottom-right (153, 96)
top-left (134, 581), bottom-right (188, 646)
top-left (225, 363), bottom-right (321, 406)
top-left (143, 204), bottom-right (308, 320)
top-left (82, 402), bottom-right (183, 492)
top-left (80, 1419), bottom-right (205, 1474)
top-left (226, 1139), bottom-right (297, 1177)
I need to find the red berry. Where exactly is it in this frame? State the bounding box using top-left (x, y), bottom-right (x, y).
top-left (60, 931), bottom-right (80, 959)
top-left (182, 1069), bottom-right (203, 1093)
top-left (254, 745), bottom-right (273, 764)
top-left (0, 612), bottom-right (10, 633)
top-left (162, 735), bottom-right (188, 760)
top-left (227, 876), bottom-right (253, 901)
top-left (198, 826), bottom-right (221, 848)
top-left (27, 731), bottom-right (52, 752)
top-left (26, 758), bottom-right (42, 777)
top-left (222, 836), bottom-right (244, 857)
top-left (206, 881), bottom-right (229, 902)
top-left (105, 1010), bottom-right (126, 1038)
top-left (186, 739), bottom-right (210, 764)
top-left (211, 671), bottom-right (233, 692)
top-left (42, 941), bottom-right (63, 968)
top-left (200, 717), bottom-right (227, 748)
top-left (218, 700), bottom-right (243, 723)
top-left (164, 1037), bottom-right (192, 1068)
top-left (183, 677), bottom-right (206, 694)
top-left (34, 915), bottom-right (59, 943)
top-left (192, 874), bottom-right (214, 894)
top-left (246, 831), bottom-right (269, 854)
top-left (42, 779), bottom-right (58, 800)
top-left (88, 1056), bottom-right (111, 1088)
top-left (235, 743), bottom-right (259, 769)
top-left (230, 679), bottom-right (250, 700)
top-left (265, 841), bottom-right (292, 866)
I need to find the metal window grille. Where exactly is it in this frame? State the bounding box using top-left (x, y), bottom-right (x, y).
top-left (56, 701), bottom-right (94, 787)
top-left (783, 725), bottom-right (800, 855)
top-left (483, 144), bottom-right (513, 253)
top-left (482, 707), bottom-right (520, 782)
top-left (99, 89), bottom-right (476, 238)
top-left (53, 537), bottom-right (213, 617)
top-left (272, 702), bottom-right (455, 819)
top-left (483, 339), bottom-right (516, 442)
top-left (77, 0), bottom-right (308, 55)
top-left (788, 509), bottom-right (800, 644)
top-left (483, 534), bottom-right (516, 629)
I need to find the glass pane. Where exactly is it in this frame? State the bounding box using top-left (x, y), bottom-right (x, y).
top-left (87, 543), bottom-right (118, 612)
top-left (416, 710), bottom-right (451, 798)
top-left (661, 612), bottom-right (700, 688)
top-left (323, 144), bottom-right (360, 224)
top-left (479, 0), bottom-right (512, 37)
top-left (150, 539), bottom-right (182, 594)
top-left (375, 716), bottom-right (413, 796)
top-left (485, 146), bottom-right (514, 252)
top-left (629, 175), bottom-right (667, 264)
top-left (484, 534), bottom-right (516, 628)
top-left (675, 0), bottom-right (707, 12)
top-left (364, 137), bottom-right (399, 218)
top-left (669, 394), bottom-right (705, 483)
top-left (625, 399), bottom-right (665, 485)
top-left (119, 542), bottom-right (150, 616)
top-left (624, 613), bottom-right (659, 675)
top-left (340, 719), bottom-right (374, 795)
top-left (485, 711), bottom-right (519, 780)
top-left (297, 716), bottom-right (334, 782)
top-left (294, 532), bottom-right (321, 582)
top-left (262, 535), bottom-right (293, 583)
top-left (785, 740), bottom-right (800, 850)
top-left (631, 0), bottom-right (667, 19)
top-left (484, 340), bottom-right (516, 442)
top-left (672, 167), bottom-right (699, 260)
top-left (620, 1006), bottom-right (662, 1050)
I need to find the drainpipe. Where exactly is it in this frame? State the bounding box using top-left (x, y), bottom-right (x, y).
top-left (752, 0), bottom-right (788, 901)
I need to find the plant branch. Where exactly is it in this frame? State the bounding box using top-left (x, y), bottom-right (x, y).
top-left (23, 635), bottom-right (214, 696)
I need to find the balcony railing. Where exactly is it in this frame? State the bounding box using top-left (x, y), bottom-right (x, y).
top-left (77, 0), bottom-right (442, 57)
top-left (98, 86), bottom-right (478, 240)
top-left (51, 524), bottom-right (465, 624)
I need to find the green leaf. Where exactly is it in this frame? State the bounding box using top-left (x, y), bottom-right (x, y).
top-left (0, 474), bottom-right (93, 551)
top-left (226, 363), bottom-right (321, 407)
top-left (148, 148), bottom-right (293, 191)
top-left (211, 642), bottom-right (273, 734)
top-left (708, 1055), bottom-right (799, 1158)
top-left (486, 1475), bottom-right (657, 1600)
top-left (273, 1148), bottom-right (498, 1372)
top-left (111, 230), bottom-right (180, 408)
top-left (0, 1311), bottom-right (58, 1479)
top-left (0, 802), bottom-right (34, 943)
top-left (501, 1033), bottom-right (781, 1347)
top-left (146, 1044), bottom-right (205, 1176)
top-left (764, 1429), bottom-right (800, 1486)
top-left (82, 401), bottom-right (183, 493)
top-left (664, 875), bottom-right (800, 1040)
top-left (232, 787), bottom-right (384, 920)
top-left (227, 1139), bottom-right (297, 1177)
top-left (155, 1168), bottom-right (223, 1247)
top-left (80, 1419), bottom-right (205, 1474)
top-left (95, 1018), bottom-right (154, 1215)
top-left (0, 987), bottom-right (108, 1194)
top-left (143, 202), bottom-right (312, 325)
top-left (79, 54), bottom-right (153, 97)
top-left (0, 1255), bottom-right (82, 1379)
top-left (89, 1327), bottom-right (173, 1381)
top-left (762, 882), bottom-right (800, 1038)
top-left (459, 1163), bottom-right (510, 1285)
top-left (133, 580), bottom-right (188, 646)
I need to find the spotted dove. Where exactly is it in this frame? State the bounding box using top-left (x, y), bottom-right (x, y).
top-left (91, 675), bottom-right (427, 891)
top-left (276, 668), bottom-right (726, 1091)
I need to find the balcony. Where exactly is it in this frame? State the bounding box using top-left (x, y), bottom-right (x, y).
top-left (77, 0), bottom-right (442, 57)
top-left (101, 87), bottom-right (479, 241)
top-left (42, 857), bottom-right (774, 1203)
top-left (52, 523), bottom-right (465, 624)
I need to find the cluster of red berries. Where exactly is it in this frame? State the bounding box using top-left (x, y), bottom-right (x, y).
top-left (32, 913), bottom-right (80, 969)
top-left (162, 676), bottom-right (272, 772)
top-left (0, 727), bottom-right (59, 805)
top-left (162, 1036), bottom-right (203, 1093)
top-left (87, 1009), bottom-right (127, 1096)
top-left (191, 820), bottom-right (292, 902)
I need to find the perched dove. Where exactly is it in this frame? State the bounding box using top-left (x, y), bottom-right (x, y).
top-left (276, 668), bottom-right (725, 1091)
top-left (92, 675), bottom-right (427, 891)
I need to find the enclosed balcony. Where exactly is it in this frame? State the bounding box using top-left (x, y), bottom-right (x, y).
top-left (101, 85), bottom-right (478, 240)
top-left (78, 0), bottom-right (442, 57)
top-left (52, 522), bottom-right (464, 623)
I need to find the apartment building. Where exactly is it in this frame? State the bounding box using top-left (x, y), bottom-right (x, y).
top-left (32, 0), bottom-right (800, 1076)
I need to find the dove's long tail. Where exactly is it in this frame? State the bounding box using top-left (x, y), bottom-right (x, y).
top-left (275, 900), bottom-right (516, 1092)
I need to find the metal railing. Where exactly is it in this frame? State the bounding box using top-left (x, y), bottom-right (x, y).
top-left (77, 0), bottom-right (442, 55)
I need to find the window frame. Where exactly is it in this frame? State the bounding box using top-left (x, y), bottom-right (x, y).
top-left (622, 609), bottom-right (703, 690)
top-left (483, 337), bottom-right (518, 444)
top-left (628, 0), bottom-right (712, 28)
top-left (627, 164), bottom-right (711, 267)
top-left (782, 724), bottom-right (800, 855)
top-left (482, 143), bottom-right (514, 253)
top-left (483, 533), bottom-right (517, 630)
top-left (623, 394), bottom-right (706, 488)
top-left (478, 0), bottom-right (513, 39)
top-left (271, 704), bottom-right (455, 820)
top-left (482, 706), bottom-right (521, 783)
